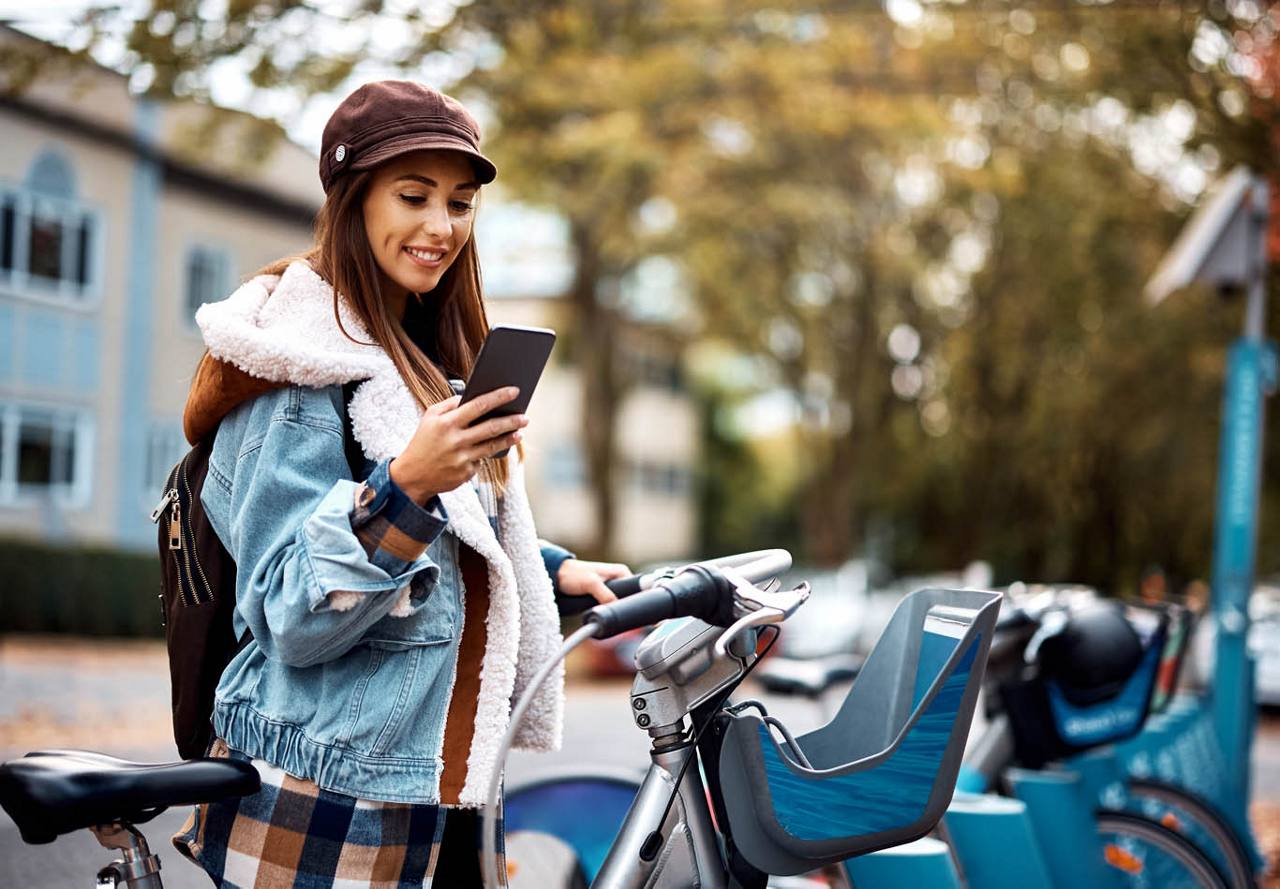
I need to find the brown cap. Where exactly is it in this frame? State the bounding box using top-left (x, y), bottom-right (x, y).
top-left (318, 80), bottom-right (497, 192)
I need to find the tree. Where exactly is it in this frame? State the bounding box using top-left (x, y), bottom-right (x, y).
top-left (9, 0), bottom-right (1277, 583)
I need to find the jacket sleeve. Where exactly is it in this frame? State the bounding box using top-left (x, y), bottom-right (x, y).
top-left (211, 392), bottom-right (446, 668)
top-left (540, 540), bottom-right (575, 598)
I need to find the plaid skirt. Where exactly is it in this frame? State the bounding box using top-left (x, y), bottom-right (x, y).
top-left (172, 740), bottom-right (506, 888)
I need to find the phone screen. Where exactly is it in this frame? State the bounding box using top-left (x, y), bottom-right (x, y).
top-left (459, 326), bottom-right (556, 451)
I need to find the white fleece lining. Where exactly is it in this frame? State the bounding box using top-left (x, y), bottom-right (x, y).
top-left (196, 262), bottom-right (565, 803)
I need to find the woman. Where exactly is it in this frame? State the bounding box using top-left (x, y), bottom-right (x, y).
top-left (172, 80), bottom-right (627, 887)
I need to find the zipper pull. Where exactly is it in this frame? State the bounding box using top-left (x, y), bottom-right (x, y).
top-left (169, 500), bottom-right (182, 551)
top-left (151, 489), bottom-right (177, 523)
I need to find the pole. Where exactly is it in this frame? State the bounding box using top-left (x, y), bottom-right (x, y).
top-left (1209, 175), bottom-right (1271, 831)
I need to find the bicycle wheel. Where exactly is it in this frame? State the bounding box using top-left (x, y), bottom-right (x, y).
top-left (1127, 779), bottom-right (1255, 888)
top-left (1096, 810), bottom-right (1229, 889)
top-left (503, 771), bottom-right (641, 884)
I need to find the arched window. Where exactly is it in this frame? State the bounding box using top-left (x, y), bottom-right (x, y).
top-left (1, 147), bottom-right (101, 303)
top-left (25, 149), bottom-right (77, 201)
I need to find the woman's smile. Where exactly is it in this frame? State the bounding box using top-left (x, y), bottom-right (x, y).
top-left (404, 245), bottom-right (447, 268)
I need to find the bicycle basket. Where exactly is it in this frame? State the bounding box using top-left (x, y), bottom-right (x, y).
top-left (999, 602), bottom-right (1169, 768)
top-left (716, 588), bottom-right (1001, 876)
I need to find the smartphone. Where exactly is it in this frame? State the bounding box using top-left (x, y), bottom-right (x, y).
top-left (460, 324), bottom-right (556, 457)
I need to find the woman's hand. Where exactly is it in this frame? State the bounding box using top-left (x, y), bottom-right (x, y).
top-left (390, 386), bottom-right (527, 503)
top-left (557, 559), bottom-right (632, 605)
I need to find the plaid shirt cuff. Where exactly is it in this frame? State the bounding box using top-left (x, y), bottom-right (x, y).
top-left (350, 459), bottom-right (448, 575)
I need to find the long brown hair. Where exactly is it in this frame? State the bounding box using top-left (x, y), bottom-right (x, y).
top-left (260, 168), bottom-right (511, 488)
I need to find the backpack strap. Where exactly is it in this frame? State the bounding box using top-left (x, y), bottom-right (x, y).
top-left (341, 380), bottom-right (367, 481)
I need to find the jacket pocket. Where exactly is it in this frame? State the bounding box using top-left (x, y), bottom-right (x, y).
top-left (361, 535), bottom-right (458, 648)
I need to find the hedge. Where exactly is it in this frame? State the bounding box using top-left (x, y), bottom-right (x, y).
top-left (0, 539), bottom-right (163, 637)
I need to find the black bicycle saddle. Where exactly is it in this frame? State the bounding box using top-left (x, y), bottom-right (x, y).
top-left (0, 749), bottom-right (260, 844)
top-left (754, 653), bottom-right (863, 698)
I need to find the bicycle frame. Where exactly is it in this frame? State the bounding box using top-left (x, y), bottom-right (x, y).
top-left (594, 741), bottom-right (727, 889)
top-left (591, 616), bottom-right (757, 888)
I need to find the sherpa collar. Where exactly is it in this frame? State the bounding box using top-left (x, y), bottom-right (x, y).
top-left (193, 261), bottom-right (565, 803)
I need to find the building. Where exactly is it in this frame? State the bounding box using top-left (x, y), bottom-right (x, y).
top-left (0, 28), bottom-right (698, 564)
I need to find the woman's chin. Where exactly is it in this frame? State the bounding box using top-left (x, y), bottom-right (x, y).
top-left (394, 268), bottom-right (443, 294)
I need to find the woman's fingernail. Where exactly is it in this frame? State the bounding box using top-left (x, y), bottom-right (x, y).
top-left (513, 430), bottom-right (524, 441)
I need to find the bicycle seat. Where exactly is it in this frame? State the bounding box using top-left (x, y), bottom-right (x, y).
top-left (754, 654), bottom-right (863, 698)
top-left (0, 749), bottom-right (260, 844)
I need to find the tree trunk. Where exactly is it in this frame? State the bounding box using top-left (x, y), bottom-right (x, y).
top-left (569, 220), bottom-right (620, 558)
top-left (800, 278), bottom-right (881, 567)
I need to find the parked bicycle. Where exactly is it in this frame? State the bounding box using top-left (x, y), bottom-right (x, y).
top-left (484, 548), bottom-right (1002, 889)
top-left (947, 591), bottom-right (1253, 889)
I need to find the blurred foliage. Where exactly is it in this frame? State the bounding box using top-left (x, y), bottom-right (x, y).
top-left (9, 0), bottom-right (1279, 590)
top-left (0, 540), bottom-right (161, 637)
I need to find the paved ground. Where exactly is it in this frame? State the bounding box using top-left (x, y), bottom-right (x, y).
top-left (2, 635), bottom-right (1280, 886)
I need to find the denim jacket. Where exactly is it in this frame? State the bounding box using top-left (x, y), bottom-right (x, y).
top-left (193, 261), bottom-right (568, 806)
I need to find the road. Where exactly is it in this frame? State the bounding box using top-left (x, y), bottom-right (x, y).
top-left (2, 636), bottom-right (1279, 886)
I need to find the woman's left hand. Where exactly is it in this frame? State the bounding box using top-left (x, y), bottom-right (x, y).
top-left (557, 559), bottom-right (632, 605)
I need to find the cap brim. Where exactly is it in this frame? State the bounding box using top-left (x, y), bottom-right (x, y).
top-left (352, 133), bottom-right (497, 184)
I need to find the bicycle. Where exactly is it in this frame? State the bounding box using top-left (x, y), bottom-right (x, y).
top-left (483, 548), bottom-right (1002, 889)
top-left (947, 591), bottom-right (1253, 889)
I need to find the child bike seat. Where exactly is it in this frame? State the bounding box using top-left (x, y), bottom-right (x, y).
top-left (716, 588), bottom-right (1001, 875)
top-left (0, 749), bottom-right (260, 844)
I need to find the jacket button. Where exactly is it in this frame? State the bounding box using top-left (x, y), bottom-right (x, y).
top-left (335, 144), bottom-right (347, 162)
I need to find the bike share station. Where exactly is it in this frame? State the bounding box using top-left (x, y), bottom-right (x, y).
top-left (847, 166), bottom-right (1275, 888)
top-left (0, 171), bottom-right (1272, 889)
top-left (498, 167), bottom-right (1276, 889)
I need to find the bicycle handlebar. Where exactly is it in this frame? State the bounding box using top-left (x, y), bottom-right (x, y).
top-left (557, 550), bottom-right (794, 617)
top-left (582, 549), bottom-right (794, 639)
top-left (583, 565), bottom-right (738, 638)
top-left (557, 573), bottom-right (647, 616)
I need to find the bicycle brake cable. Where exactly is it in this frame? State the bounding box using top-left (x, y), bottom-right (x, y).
top-left (638, 625), bottom-right (781, 863)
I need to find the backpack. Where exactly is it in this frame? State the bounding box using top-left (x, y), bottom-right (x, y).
top-left (153, 382), bottom-right (365, 759)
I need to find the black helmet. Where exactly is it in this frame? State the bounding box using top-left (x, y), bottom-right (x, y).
top-left (1037, 603), bottom-right (1144, 706)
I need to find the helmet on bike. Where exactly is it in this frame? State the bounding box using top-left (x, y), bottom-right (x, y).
top-left (1038, 603), bottom-right (1144, 706)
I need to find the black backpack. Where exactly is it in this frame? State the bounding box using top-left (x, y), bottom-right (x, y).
top-left (153, 382), bottom-right (364, 759)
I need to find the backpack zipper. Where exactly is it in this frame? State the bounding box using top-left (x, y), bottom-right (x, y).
top-left (169, 500), bottom-right (182, 551)
top-left (152, 464), bottom-right (193, 607)
top-left (150, 487), bottom-right (178, 523)
top-left (179, 457), bottom-right (215, 605)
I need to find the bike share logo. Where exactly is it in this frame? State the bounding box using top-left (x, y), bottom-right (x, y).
top-left (1061, 705), bottom-right (1139, 742)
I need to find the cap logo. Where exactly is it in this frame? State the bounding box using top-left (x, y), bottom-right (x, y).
top-left (335, 144), bottom-right (347, 163)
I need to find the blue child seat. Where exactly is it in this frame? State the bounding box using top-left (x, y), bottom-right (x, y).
top-left (716, 588), bottom-right (1002, 876)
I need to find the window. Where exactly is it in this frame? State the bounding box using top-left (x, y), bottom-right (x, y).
top-left (627, 459), bottom-right (693, 496)
top-left (625, 349), bottom-right (684, 393)
top-left (0, 402), bottom-right (92, 506)
top-left (546, 443), bottom-right (586, 488)
top-left (0, 151), bottom-right (101, 304)
top-left (185, 245), bottom-right (231, 322)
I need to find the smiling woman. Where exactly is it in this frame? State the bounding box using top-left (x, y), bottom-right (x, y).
top-left (362, 153), bottom-right (480, 322)
top-left (168, 80), bottom-right (628, 889)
